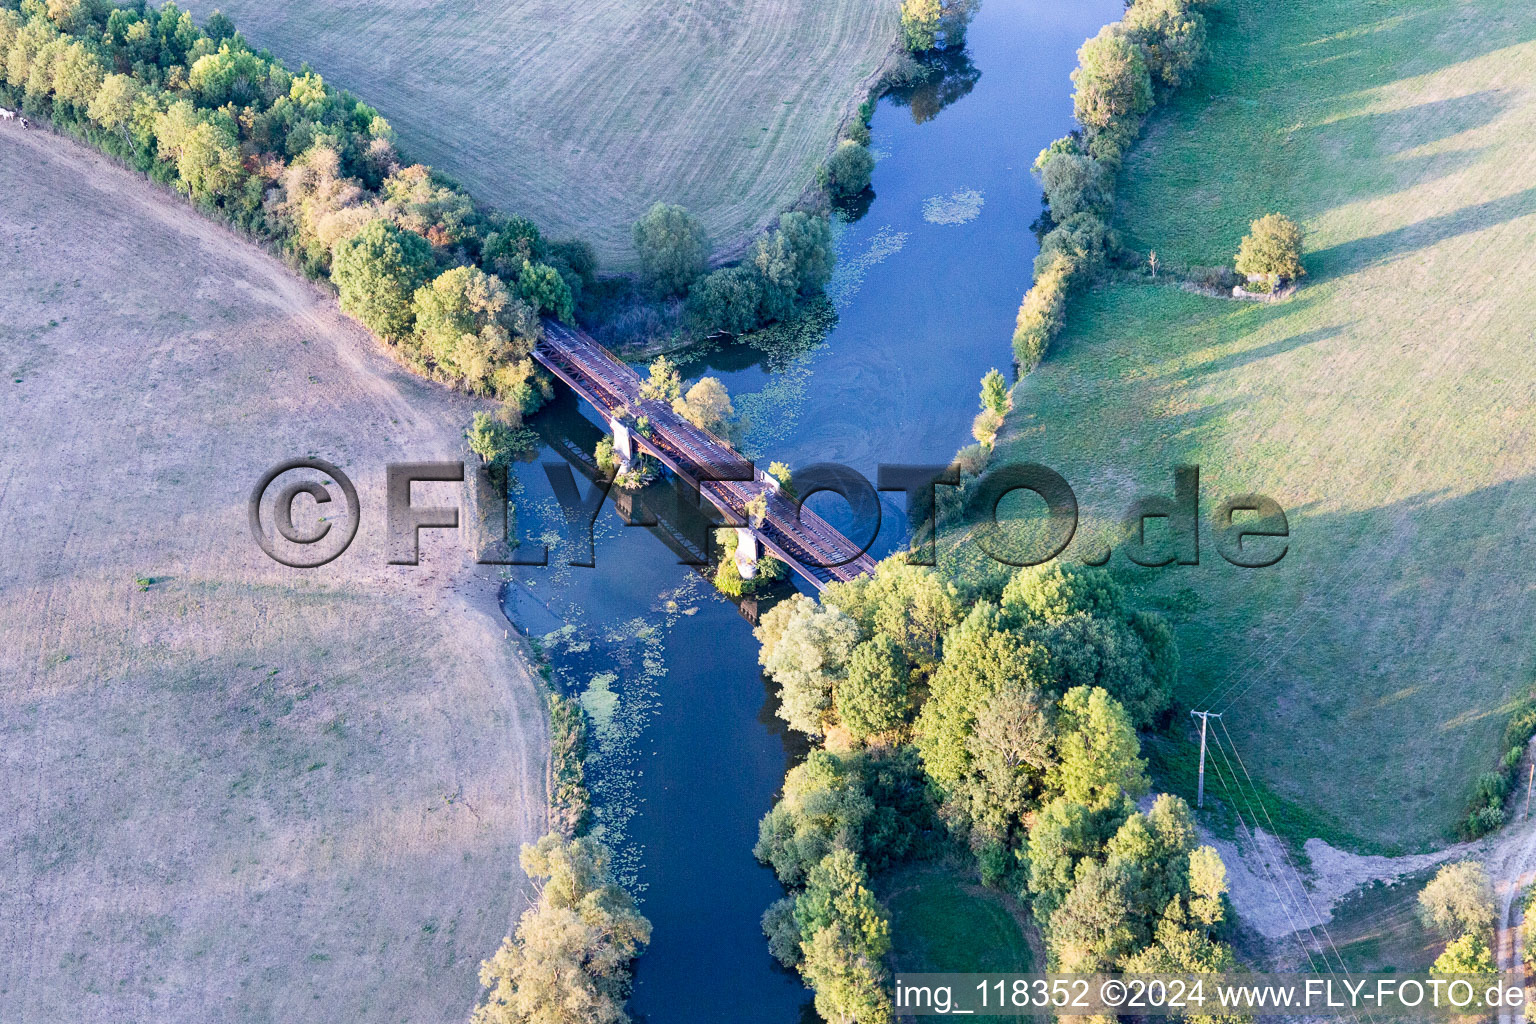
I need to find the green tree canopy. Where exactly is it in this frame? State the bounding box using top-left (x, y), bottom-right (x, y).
top-left (632, 201), bottom-right (709, 296)
top-left (839, 635), bottom-right (913, 741)
top-left (1047, 686), bottom-right (1149, 809)
top-left (822, 140), bottom-right (874, 198)
top-left (473, 834), bottom-right (651, 1024)
top-left (1124, 0), bottom-right (1208, 91)
top-left (1040, 152), bottom-right (1114, 222)
top-left (412, 266), bottom-right (534, 392)
top-left (673, 376), bottom-right (734, 435)
top-left (757, 597), bottom-right (861, 737)
top-left (1417, 861), bottom-right (1496, 939)
top-left (1235, 212), bottom-right (1305, 283)
top-left (331, 218), bottom-right (436, 342)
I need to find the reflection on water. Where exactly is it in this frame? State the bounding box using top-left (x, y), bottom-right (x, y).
top-left (886, 47), bottom-right (983, 125)
top-left (501, 1), bottom-right (1124, 1020)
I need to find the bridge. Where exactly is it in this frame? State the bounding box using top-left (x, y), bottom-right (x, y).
top-left (532, 320), bottom-right (877, 591)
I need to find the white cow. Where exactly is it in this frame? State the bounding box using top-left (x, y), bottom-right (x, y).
top-left (0, 108), bottom-right (15, 121)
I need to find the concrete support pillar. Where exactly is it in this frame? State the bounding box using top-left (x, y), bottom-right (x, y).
top-left (609, 418), bottom-right (635, 463)
top-left (735, 527), bottom-right (761, 579)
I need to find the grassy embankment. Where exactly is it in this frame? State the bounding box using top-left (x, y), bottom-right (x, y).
top-left (944, 0), bottom-right (1536, 852)
top-left (209, 0), bottom-right (898, 267)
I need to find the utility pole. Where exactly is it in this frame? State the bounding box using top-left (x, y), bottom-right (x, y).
top-left (1191, 711), bottom-right (1222, 810)
top-left (1525, 761), bottom-right (1534, 821)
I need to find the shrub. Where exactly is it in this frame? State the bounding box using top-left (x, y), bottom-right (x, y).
top-left (971, 408), bottom-right (1003, 446)
top-left (821, 139), bottom-right (874, 198)
top-left (1235, 213), bottom-right (1305, 284)
top-left (1011, 253), bottom-right (1073, 370)
top-left (331, 218), bottom-right (435, 343)
top-left (1039, 152), bottom-right (1114, 221)
top-left (1037, 212), bottom-right (1115, 280)
top-left (466, 411), bottom-right (535, 466)
top-left (633, 201), bottom-right (709, 297)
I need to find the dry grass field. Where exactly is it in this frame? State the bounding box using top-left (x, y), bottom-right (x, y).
top-left (0, 130), bottom-right (546, 1023)
top-left (946, 0), bottom-right (1536, 852)
top-left (208, 0), bottom-right (897, 268)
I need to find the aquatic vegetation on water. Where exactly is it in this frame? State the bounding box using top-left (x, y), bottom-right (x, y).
top-left (827, 225), bottom-right (908, 308)
top-left (923, 188), bottom-right (985, 225)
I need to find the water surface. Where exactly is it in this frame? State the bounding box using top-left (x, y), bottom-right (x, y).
top-left (503, 2), bottom-right (1121, 1018)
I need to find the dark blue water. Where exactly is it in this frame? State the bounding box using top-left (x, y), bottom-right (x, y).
top-left (503, 2), bottom-right (1121, 1019)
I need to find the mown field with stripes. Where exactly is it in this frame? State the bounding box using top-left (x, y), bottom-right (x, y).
top-left (210, 0), bottom-right (897, 268)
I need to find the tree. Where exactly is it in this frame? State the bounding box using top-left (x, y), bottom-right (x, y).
top-left (331, 218), bottom-right (435, 342)
top-left (754, 750), bottom-right (876, 885)
top-left (823, 557), bottom-right (962, 671)
top-left (473, 834), bottom-right (651, 1024)
top-left (752, 212), bottom-right (834, 322)
top-left (1187, 844), bottom-right (1228, 930)
top-left (1049, 859), bottom-right (1137, 971)
top-left (839, 636), bottom-right (912, 741)
top-left (1047, 686), bottom-right (1149, 809)
top-left (900, 0), bottom-right (941, 52)
top-left (915, 602), bottom-right (1043, 803)
top-left (673, 376), bottom-right (734, 435)
top-left (638, 355), bottom-right (683, 404)
top-left (979, 368), bottom-right (1010, 416)
top-left (1039, 152), bottom-right (1114, 221)
top-left (88, 72), bottom-right (138, 135)
top-left (689, 265), bottom-right (764, 336)
top-left (155, 101), bottom-right (244, 204)
top-left (1124, 0), bottom-right (1207, 91)
top-left (795, 850), bottom-right (893, 1024)
top-left (632, 202), bottom-right (709, 296)
top-left (413, 266), bottom-right (534, 391)
top-left (1234, 212), bottom-right (1305, 285)
top-left (965, 681), bottom-right (1054, 842)
top-left (1417, 861), bottom-right (1496, 939)
top-left (1002, 562), bottom-right (1125, 626)
top-left (1036, 212), bottom-right (1114, 281)
top-left (758, 598), bottom-right (861, 737)
top-left (822, 140), bottom-right (874, 198)
top-left (1431, 931), bottom-right (1497, 975)
top-left (516, 259), bottom-right (574, 322)
top-left (1071, 25), bottom-right (1152, 155)
top-left (381, 163), bottom-right (475, 249)
top-left (800, 921), bottom-right (893, 1024)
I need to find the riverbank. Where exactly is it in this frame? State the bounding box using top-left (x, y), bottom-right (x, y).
top-left (0, 128), bottom-right (548, 1024)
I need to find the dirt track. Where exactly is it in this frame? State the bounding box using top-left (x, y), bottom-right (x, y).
top-left (0, 128), bottom-right (546, 1023)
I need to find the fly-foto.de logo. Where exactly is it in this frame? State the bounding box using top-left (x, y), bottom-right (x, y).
top-left (249, 460), bottom-right (1289, 571)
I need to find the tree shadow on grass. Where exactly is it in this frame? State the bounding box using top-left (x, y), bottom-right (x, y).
top-left (1184, 321), bottom-right (1354, 380)
top-left (1307, 184), bottom-right (1536, 279)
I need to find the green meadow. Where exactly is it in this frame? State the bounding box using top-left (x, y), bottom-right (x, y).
top-left (947, 0), bottom-right (1536, 852)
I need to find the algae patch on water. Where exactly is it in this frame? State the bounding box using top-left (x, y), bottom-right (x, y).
top-left (922, 189), bottom-right (984, 225)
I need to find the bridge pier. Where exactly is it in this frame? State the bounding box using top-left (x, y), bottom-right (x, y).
top-left (608, 417), bottom-right (636, 471)
top-left (735, 527), bottom-right (761, 579)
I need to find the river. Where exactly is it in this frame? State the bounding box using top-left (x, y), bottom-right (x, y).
top-left (501, 1), bottom-right (1121, 1019)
